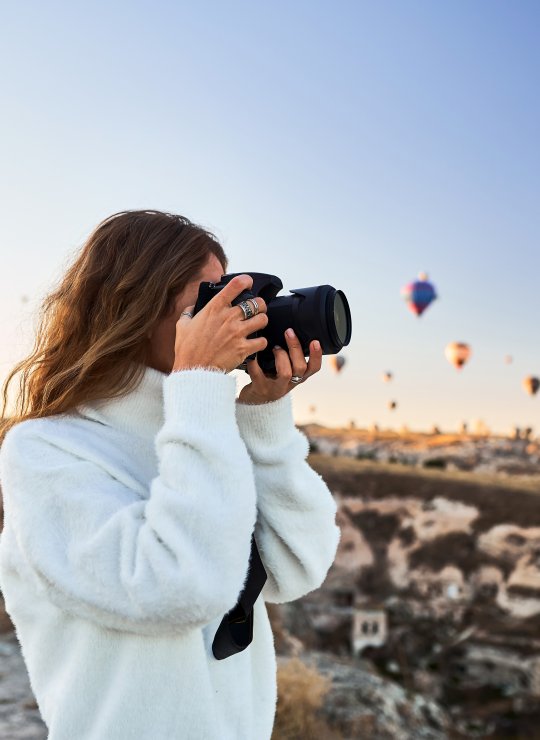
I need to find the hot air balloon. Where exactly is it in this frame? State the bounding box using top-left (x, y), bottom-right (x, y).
top-left (308, 404), bottom-right (317, 415)
top-left (387, 400), bottom-right (398, 411)
top-left (504, 355), bottom-right (513, 365)
top-left (401, 272), bottom-right (437, 317)
top-left (522, 376), bottom-right (540, 397)
top-left (445, 342), bottom-right (471, 370)
top-left (382, 372), bottom-right (393, 383)
top-left (329, 355), bottom-right (346, 374)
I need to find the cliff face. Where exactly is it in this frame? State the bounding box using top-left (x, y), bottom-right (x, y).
top-left (278, 454), bottom-right (540, 738)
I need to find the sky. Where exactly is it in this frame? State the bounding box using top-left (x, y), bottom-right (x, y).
top-left (0, 1), bottom-right (539, 434)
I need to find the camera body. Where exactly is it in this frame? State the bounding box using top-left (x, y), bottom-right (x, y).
top-left (193, 272), bottom-right (352, 374)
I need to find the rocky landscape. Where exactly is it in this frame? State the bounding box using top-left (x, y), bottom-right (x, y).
top-left (2, 428), bottom-right (540, 738)
top-left (270, 434), bottom-right (540, 738)
top-left (304, 423), bottom-right (540, 477)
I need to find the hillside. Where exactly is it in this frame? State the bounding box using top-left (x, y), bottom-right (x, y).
top-left (273, 453), bottom-right (540, 737)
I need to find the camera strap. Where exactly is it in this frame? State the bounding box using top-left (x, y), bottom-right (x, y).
top-left (212, 533), bottom-right (267, 660)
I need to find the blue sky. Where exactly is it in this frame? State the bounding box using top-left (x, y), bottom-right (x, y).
top-left (1, 1), bottom-right (539, 433)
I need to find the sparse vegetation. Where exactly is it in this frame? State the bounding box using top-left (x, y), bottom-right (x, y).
top-left (355, 449), bottom-right (377, 461)
top-left (271, 657), bottom-right (339, 740)
top-left (423, 457), bottom-right (447, 469)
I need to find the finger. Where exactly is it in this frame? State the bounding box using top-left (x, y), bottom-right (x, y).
top-left (238, 312), bottom-right (269, 335)
top-left (305, 339), bottom-right (323, 377)
top-left (246, 335), bottom-right (269, 354)
top-left (273, 345), bottom-right (293, 382)
top-left (283, 328), bottom-right (308, 377)
top-left (250, 296), bottom-right (267, 313)
top-left (245, 353), bottom-right (265, 382)
top-left (217, 274), bottom-right (253, 306)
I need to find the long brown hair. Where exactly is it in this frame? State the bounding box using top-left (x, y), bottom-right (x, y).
top-left (0, 209), bottom-right (228, 444)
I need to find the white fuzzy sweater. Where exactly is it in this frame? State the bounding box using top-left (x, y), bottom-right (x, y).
top-left (0, 364), bottom-right (340, 739)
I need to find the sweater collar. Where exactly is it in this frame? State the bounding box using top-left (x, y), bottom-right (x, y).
top-left (75, 362), bottom-right (167, 440)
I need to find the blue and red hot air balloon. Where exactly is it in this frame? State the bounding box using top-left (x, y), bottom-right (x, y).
top-left (401, 272), bottom-right (437, 317)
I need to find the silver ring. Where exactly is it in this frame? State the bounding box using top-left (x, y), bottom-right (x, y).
top-left (181, 311), bottom-right (193, 318)
top-left (290, 375), bottom-right (304, 384)
top-left (238, 300), bottom-right (255, 320)
top-left (250, 298), bottom-right (260, 316)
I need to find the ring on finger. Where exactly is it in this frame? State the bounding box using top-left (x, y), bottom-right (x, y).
top-left (238, 300), bottom-right (255, 320)
top-left (238, 298), bottom-right (260, 320)
top-left (290, 375), bottom-right (304, 384)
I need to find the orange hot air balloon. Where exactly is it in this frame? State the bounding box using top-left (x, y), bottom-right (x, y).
top-left (522, 376), bottom-right (540, 397)
top-left (387, 400), bottom-right (398, 411)
top-left (382, 372), bottom-right (393, 383)
top-left (329, 355), bottom-right (346, 374)
top-left (504, 355), bottom-right (513, 365)
top-left (445, 342), bottom-right (471, 370)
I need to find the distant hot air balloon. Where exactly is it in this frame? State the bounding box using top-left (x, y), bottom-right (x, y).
top-left (401, 272), bottom-right (437, 317)
top-left (308, 404), bottom-right (317, 414)
top-left (382, 372), bottom-right (393, 383)
top-left (445, 342), bottom-right (471, 370)
top-left (504, 355), bottom-right (513, 365)
top-left (387, 400), bottom-right (398, 411)
top-left (522, 376), bottom-right (540, 397)
top-left (329, 355), bottom-right (346, 374)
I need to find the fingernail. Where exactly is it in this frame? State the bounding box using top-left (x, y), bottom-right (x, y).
top-left (274, 345), bottom-right (281, 350)
top-left (313, 340), bottom-right (320, 350)
top-left (286, 328), bottom-right (294, 338)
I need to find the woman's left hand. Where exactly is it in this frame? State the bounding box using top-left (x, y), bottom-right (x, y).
top-left (237, 328), bottom-right (323, 405)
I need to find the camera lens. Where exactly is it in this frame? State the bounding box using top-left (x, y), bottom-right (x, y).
top-left (333, 292), bottom-right (349, 345)
top-left (325, 288), bottom-right (351, 348)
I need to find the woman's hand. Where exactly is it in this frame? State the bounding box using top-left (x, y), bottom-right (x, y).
top-left (237, 328), bottom-right (323, 405)
top-left (172, 275), bottom-right (270, 374)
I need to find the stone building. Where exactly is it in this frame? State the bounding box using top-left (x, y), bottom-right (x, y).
top-left (352, 603), bottom-right (387, 656)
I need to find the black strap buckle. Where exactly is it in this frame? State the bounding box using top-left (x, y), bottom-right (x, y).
top-left (212, 534), bottom-right (267, 660)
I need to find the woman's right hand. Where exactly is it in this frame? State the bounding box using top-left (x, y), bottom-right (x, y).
top-left (172, 274), bottom-right (269, 374)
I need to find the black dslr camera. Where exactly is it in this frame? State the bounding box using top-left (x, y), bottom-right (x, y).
top-left (193, 272), bottom-right (352, 375)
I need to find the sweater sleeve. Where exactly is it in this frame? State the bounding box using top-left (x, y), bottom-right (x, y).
top-left (0, 370), bottom-right (258, 636)
top-left (235, 394), bottom-right (340, 604)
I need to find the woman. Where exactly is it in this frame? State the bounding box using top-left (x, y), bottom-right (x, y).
top-left (0, 210), bottom-right (340, 739)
